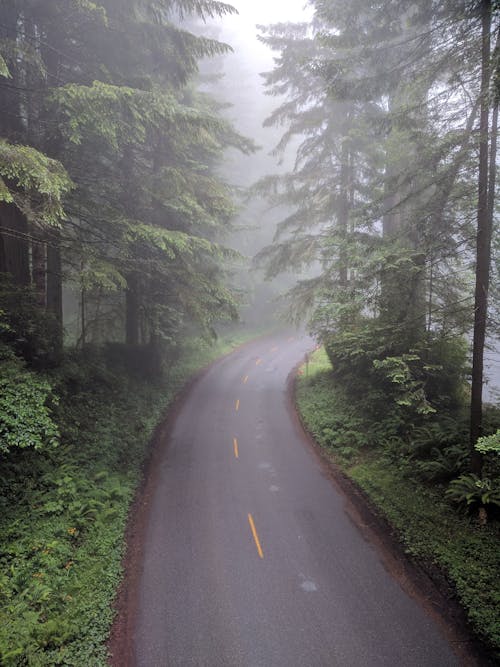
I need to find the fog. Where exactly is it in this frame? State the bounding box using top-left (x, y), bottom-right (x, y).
top-left (196, 1), bottom-right (314, 327)
top-left (201, 3), bottom-right (500, 400)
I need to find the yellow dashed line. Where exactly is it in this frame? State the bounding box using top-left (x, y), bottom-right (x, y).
top-left (235, 399), bottom-right (240, 411)
top-left (233, 437), bottom-right (239, 459)
top-left (243, 375), bottom-right (249, 384)
top-left (248, 513), bottom-right (264, 559)
top-left (256, 358), bottom-right (262, 366)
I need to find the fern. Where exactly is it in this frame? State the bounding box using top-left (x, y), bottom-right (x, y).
top-left (446, 474), bottom-right (500, 510)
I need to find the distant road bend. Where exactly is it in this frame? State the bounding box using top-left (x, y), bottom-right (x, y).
top-left (130, 331), bottom-right (460, 666)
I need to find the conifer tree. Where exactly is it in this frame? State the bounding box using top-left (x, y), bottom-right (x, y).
top-left (256, 0), bottom-right (499, 447)
top-left (0, 0), bottom-right (252, 357)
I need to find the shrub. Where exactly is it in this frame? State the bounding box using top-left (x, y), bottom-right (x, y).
top-left (0, 344), bottom-right (59, 454)
top-left (324, 321), bottom-right (468, 443)
top-left (446, 474), bottom-right (500, 512)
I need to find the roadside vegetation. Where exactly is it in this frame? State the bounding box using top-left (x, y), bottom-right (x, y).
top-left (296, 347), bottom-right (500, 659)
top-left (2, 0), bottom-right (500, 664)
top-left (0, 316), bottom-right (267, 666)
top-left (0, 1), bottom-right (259, 662)
top-left (258, 2), bottom-right (500, 656)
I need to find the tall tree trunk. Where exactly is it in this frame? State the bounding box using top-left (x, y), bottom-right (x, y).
top-left (470, 0), bottom-right (493, 472)
top-left (32, 232), bottom-right (47, 306)
top-left (338, 139), bottom-right (349, 289)
top-left (46, 229), bottom-right (63, 354)
top-left (125, 273), bottom-right (140, 345)
top-left (0, 203), bottom-right (30, 285)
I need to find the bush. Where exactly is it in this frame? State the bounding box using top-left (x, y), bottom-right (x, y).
top-left (324, 320), bottom-right (468, 443)
top-left (0, 276), bottom-right (61, 366)
top-left (446, 474), bottom-right (500, 512)
top-left (0, 344), bottom-right (59, 454)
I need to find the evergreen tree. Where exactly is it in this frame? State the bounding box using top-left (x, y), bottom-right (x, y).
top-left (256, 0), bottom-right (499, 448)
top-left (0, 0), bottom-right (253, 358)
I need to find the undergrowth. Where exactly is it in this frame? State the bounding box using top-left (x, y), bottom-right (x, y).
top-left (296, 347), bottom-right (500, 659)
top-left (0, 326), bottom-right (267, 666)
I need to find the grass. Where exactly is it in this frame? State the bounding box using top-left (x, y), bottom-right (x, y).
top-left (0, 325), bottom-right (270, 666)
top-left (296, 347), bottom-right (500, 659)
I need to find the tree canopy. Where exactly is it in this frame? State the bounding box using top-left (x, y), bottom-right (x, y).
top-left (0, 0), bottom-right (253, 355)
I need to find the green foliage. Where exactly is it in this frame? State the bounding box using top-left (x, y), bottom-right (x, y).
top-left (372, 354), bottom-right (435, 416)
top-left (0, 0), bottom-right (252, 353)
top-left (476, 429), bottom-right (500, 455)
top-left (475, 427), bottom-right (500, 481)
top-left (324, 322), bottom-right (469, 442)
top-left (0, 345), bottom-right (59, 455)
top-left (296, 347), bottom-right (500, 658)
top-left (350, 460), bottom-right (500, 657)
top-left (0, 326), bottom-right (265, 664)
top-left (0, 277), bottom-right (61, 365)
top-left (413, 444), bottom-right (468, 483)
top-left (0, 140), bottom-right (73, 226)
top-left (0, 54), bottom-right (10, 78)
top-left (296, 348), bottom-right (371, 461)
top-left (169, 0), bottom-right (238, 21)
top-left (446, 474), bottom-right (500, 511)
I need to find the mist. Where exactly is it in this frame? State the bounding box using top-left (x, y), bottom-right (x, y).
top-left (195, 0), bottom-right (315, 328)
top-left (1, 4), bottom-right (499, 664)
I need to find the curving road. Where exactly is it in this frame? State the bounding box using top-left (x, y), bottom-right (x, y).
top-left (132, 331), bottom-right (460, 666)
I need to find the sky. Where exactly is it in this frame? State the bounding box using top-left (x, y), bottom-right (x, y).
top-left (219, 0), bottom-right (312, 64)
top-left (197, 0), bottom-right (312, 183)
top-left (217, 0), bottom-right (313, 95)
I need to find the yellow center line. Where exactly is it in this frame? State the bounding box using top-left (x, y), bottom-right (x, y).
top-left (248, 513), bottom-right (264, 559)
top-left (243, 375), bottom-right (249, 384)
top-left (256, 358), bottom-right (262, 366)
top-left (233, 437), bottom-right (239, 459)
top-left (235, 399), bottom-right (240, 411)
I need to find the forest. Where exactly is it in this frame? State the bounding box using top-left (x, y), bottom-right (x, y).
top-left (0, 0), bottom-right (499, 664)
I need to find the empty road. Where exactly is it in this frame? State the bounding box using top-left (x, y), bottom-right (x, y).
top-left (132, 331), bottom-right (460, 666)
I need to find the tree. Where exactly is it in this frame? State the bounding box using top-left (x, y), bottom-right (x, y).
top-left (470, 0), bottom-right (499, 470)
top-left (256, 0), bottom-right (499, 448)
top-left (0, 0), bottom-right (253, 359)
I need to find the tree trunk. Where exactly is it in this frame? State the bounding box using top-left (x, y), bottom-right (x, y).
top-left (46, 228), bottom-right (63, 353)
top-left (126, 273), bottom-right (140, 345)
top-left (0, 203), bottom-right (30, 285)
top-left (470, 0), bottom-right (492, 472)
top-left (32, 233), bottom-right (47, 306)
top-left (338, 139), bottom-right (349, 289)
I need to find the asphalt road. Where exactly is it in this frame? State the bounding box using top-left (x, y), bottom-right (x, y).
top-left (133, 331), bottom-right (460, 666)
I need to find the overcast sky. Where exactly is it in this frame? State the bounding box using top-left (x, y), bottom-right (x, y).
top-left (196, 0), bottom-right (312, 182)
top-left (220, 0), bottom-right (312, 69)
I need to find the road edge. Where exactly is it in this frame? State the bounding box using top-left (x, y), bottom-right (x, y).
top-left (106, 330), bottom-right (282, 666)
top-left (286, 359), bottom-right (495, 667)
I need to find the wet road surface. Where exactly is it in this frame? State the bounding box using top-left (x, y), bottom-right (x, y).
top-left (133, 331), bottom-right (459, 666)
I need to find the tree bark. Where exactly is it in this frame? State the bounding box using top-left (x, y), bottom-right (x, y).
top-left (125, 273), bottom-right (141, 345)
top-left (338, 139), bottom-right (349, 289)
top-left (470, 0), bottom-right (492, 472)
top-left (32, 233), bottom-right (47, 306)
top-left (46, 228), bottom-right (63, 354)
top-left (0, 203), bottom-right (31, 285)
